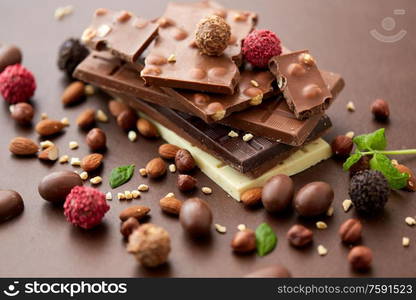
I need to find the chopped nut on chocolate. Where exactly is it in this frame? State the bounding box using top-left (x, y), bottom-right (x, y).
top-left (316, 221), bottom-right (327, 230)
top-left (250, 80), bottom-right (259, 87)
top-left (69, 141), bottom-right (79, 150)
top-left (228, 130), bottom-right (239, 138)
top-left (346, 101), bottom-right (356, 112)
top-left (242, 133), bottom-right (253, 142)
top-left (215, 224), bottom-right (227, 234)
top-left (249, 93), bottom-right (263, 106)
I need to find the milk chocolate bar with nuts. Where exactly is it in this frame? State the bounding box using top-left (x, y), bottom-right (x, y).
top-left (81, 8), bottom-right (159, 62)
top-left (141, 1), bottom-right (257, 94)
top-left (269, 50), bottom-right (333, 120)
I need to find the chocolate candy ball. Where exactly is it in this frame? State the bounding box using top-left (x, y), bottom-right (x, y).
top-left (38, 171), bottom-right (83, 203)
top-left (180, 197), bottom-right (212, 237)
top-left (261, 175), bottom-right (294, 213)
top-left (195, 15), bottom-right (231, 56)
top-left (294, 182), bottom-right (334, 217)
top-left (0, 190), bottom-right (24, 223)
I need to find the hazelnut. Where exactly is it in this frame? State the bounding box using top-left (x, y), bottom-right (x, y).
top-left (339, 218), bottom-right (362, 244)
top-left (349, 155), bottom-right (371, 177)
top-left (286, 224), bottom-right (313, 247)
top-left (126, 223), bottom-right (171, 267)
top-left (117, 109), bottom-right (138, 131)
top-left (120, 217), bottom-right (140, 238)
top-left (331, 135), bottom-right (353, 157)
top-left (231, 229), bottom-right (256, 253)
top-left (371, 99), bottom-right (389, 121)
top-left (177, 174), bottom-right (197, 191)
top-left (11, 102), bottom-right (34, 125)
top-left (86, 128), bottom-right (107, 151)
top-left (175, 149), bottom-right (196, 173)
top-left (348, 246), bottom-right (372, 271)
top-left (394, 164), bottom-right (416, 192)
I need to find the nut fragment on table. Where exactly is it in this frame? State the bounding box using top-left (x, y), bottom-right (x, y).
top-left (96, 109), bottom-right (109, 122)
top-left (201, 187), bottom-right (212, 195)
top-left (169, 164), bottom-right (176, 173)
top-left (105, 192), bottom-right (112, 200)
top-left (79, 171), bottom-right (88, 180)
top-left (215, 224), bottom-right (227, 234)
top-left (70, 157), bottom-right (81, 166)
top-left (90, 176), bottom-right (102, 185)
top-left (405, 217), bottom-right (416, 226)
top-left (128, 130), bottom-right (137, 142)
top-left (317, 245), bottom-right (328, 256)
top-left (69, 141), bottom-right (79, 150)
top-left (343, 199), bottom-right (353, 212)
top-left (59, 155), bottom-right (69, 164)
top-left (138, 184), bottom-right (149, 192)
top-left (316, 221), bottom-right (327, 230)
top-left (346, 101), bottom-right (355, 112)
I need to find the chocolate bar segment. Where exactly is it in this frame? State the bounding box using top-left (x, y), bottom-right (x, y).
top-left (269, 50), bottom-right (332, 120)
top-left (141, 1), bottom-right (257, 94)
top-left (81, 9), bottom-right (159, 62)
top-left (111, 91), bottom-right (332, 178)
top-left (221, 70), bottom-right (344, 145)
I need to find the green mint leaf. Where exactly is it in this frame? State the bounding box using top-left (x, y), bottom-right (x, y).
top-left (369, 153), bottom-right (409, 189)
top-left (109, 164), bottom-right (135, 188)
top-left (255, 223), bottom-right (277, 256)
top-left (343, 152), bottom-right (363, 171)
top-left (353, 128), bottom-right (386, 151)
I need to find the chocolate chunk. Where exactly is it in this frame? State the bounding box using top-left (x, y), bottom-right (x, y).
top-left (57, 38), bottom-right (89, 77)
top-left (294, 182), bottom-right (334, 217)
top-left (179, 198), bottom-right (212, 237)
top-left (269, 50), bottom-right (332, 120)
top-left (141, 1), bottom-right (256, 94)
top-left (81, 9), bottom-right (158, 62)
top-left (38, 171), bottom-right (83, 203)
top-left (0, 44), bottom-right (22, 72)
top-left (0, 190), bottom-right (24, 223)
top-left (262, 175), bottom-right (294, 213)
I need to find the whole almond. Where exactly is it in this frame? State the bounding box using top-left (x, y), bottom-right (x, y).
top-left (137, 118), bottom-right (159, 138)
top-left (159, 196), bottom-right (182, 215)
top-left (35, 119), bottom-right (65, 136)
top-left (9, 137), bottom-right (39, 155)
top-left (80, 153), bottom-right (103, 172)
top-left (76, 108), bottom-right (96, 129)
top-left (240, 187), bottom-right (262, 206)
top-left (86, 128), bottom-right (106, 151)
top-left (175, 149), bottom-right (196, 173)
top-left (231, 229), bottom-right (256, 253)
top-left (38, 145), bottom-right (59, 161)
top-left (62, 81), bottom-right (85, 106)
top-left (119, 205), bottom-right (150, 221)
top-left (158, 144), bottom-right (181, 160)
top-left (108, 100), bottom-right (129, 117)
top-left (395, 164), bottom-right (416, 192)
top-left (339, 218), bottom-right (362, 244)
top-left (146, 157), bottom-right (167, 178)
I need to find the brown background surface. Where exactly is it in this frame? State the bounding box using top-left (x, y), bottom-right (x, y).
top-left (0, 0), bottom-right (415, 277)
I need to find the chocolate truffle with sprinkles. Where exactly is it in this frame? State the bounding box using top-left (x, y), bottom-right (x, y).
top-left (57, 38), bottom-right (89, 78)
top-left (349, 170), bottom-right (390, 214)
top-left (195, 15), bottom-right (231, 56)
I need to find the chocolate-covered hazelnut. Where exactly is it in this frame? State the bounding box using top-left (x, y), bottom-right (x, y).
top-left (11, 102), bottom-right (34, 125)
top-left (179, 197), bottom-right (212, 237)
top-left (117, 109), bottom-right (138, 131)
top-left (348, 246), bottom-right (372, 271)
top-left (38, 171), bottom-right (83, 203)
top-left (86, 128), bottom-right (106, 151)
top-left (287, 224), bottom-right (313, 247)
top-left (231, 229), bottom-right (256, 253)
top-left (245, 265), bottom-right (292, 278)
top-left (261, 175), bottom-right (294, 213)
top-left (294, 182), bottom-right (334, 217)
top-left (0, 190), bottom-right (24, 223)
top-left (120, 217), bottom-right (140, 238)
top-left (339, 218), bottom-right (362, 244)
top-left (177, 174), bottom-right (197, 191)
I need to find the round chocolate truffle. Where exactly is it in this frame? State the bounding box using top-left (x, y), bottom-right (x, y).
top-left (261, 174), bottom-right (294, 213)
top-left (195, 15), bottom-right (231, 56)
top-left (294, 182), bottom-right (334, 217)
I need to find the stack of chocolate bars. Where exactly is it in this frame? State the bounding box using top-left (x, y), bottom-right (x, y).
top-left (74, 1), bottom-right (344, 201)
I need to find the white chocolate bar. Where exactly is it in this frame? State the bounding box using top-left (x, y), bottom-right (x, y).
top-left (139, 112), bottom-right (332, 201)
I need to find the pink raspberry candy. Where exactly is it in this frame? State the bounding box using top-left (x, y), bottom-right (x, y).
top-left (64, 186), bottom-right (109, 229)
top-left (242, 29), bottom-right (282, 68)
top-left (0, 64), bottom-right (36, 104)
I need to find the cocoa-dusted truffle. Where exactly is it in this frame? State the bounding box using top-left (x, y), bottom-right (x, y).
top-left (57, 38), bottom-right (89, 78)
top-left (195, 15), bottom-right (231, 56)
top-left (349, 170), bottom-right (390, 214)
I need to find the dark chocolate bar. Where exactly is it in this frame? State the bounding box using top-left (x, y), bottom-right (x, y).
top-left (141, 1), bottom-right (257, 94)
top-left (111, 91), bottom-right (332, 178)
top-left (81, 8), bottom-right (159, 62)
top-left (269, 50), bottom-right (332, 120)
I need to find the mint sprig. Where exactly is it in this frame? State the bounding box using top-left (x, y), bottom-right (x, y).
top-left (343, 128), bottom-right (416, 189)
top-left (255, 223), bottom-right (277, 256)
top-left (109, 164), bottom-right (135, 188)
